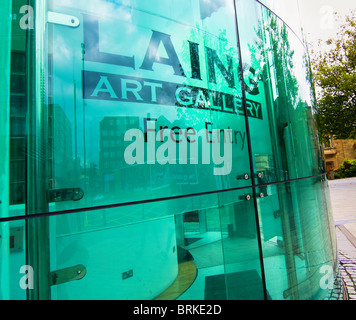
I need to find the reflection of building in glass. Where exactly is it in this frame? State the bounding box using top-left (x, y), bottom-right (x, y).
top-left (99, 116), bottom-right (140, 193)
top-left (9, 51), bottom-right (27, 204)
top-left (52, 104), bottom-right (75, 188)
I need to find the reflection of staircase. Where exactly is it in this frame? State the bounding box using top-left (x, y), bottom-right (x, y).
top-left (154, 247), bottom-right (197, 300)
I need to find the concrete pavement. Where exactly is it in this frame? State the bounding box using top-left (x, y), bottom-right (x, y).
top-left (328, 177), bottom-right (356, 300)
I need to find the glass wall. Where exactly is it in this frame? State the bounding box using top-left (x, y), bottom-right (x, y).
top-left (236, 0), bottom-right (324, 186)
top-left (0, 0), bottom-right (341, 300)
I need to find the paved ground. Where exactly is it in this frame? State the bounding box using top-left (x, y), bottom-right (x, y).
top-left (328, 177), bottom-right (356, 300)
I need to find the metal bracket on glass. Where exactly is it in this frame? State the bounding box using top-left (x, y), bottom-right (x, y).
top-left (48, 188), bottom-right (84, 202)
top-left (238, 194), bottom-right (252, 201)
top-left (48, 12), bottom-right (80, 28)
top-left (50, 264), bottom-right (86, 286)
top-left (236, 173), bottom-right (249, 180)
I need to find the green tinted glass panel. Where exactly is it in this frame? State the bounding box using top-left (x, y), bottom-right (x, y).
top-left (257, 176), bottom-right (338, 300)
top-left (45, 0), bottom-right (252, 214)
top-left (0, 188), bottom-right (265, 300)
top-left (15, 191), bottom-right (263, 300)
top-left (0, 0), bottom-right (12, 220)
top-left (218, 189), bottom-right (265, 300)
top-left (235, 0), bottom-right (323, 185)
top-left (0, 220), bottom-right (27, 300)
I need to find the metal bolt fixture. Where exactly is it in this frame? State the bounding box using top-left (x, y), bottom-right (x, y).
top-left (259, 193), bottom-right (264, 198)
top-left (257, 172), bottom-right (263, 178)
top-left (243, 174), bottom-right (249, 180)
top-left (245, 194), bottom-right (251, 201)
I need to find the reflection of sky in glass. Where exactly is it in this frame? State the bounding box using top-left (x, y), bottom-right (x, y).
top-left (50, 0), bottom-right (243, 168)
top-left (257, 0), bottom-right (303, 39)
top-left (287, 31), bottom-right (312, 107)
top-left (237, 0), bottom-right (312, 108)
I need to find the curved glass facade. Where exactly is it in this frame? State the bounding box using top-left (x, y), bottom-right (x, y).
top-left (0, 0), bottom-right (341, 300)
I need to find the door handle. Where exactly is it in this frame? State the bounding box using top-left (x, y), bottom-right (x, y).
top-left (50, 264), bottom-right (86, 286)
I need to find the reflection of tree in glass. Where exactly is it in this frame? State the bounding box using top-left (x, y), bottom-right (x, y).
top-left (251, 10), bottom-right (299, 109)
top-left (178, 24), bottom-right (239, 117)
top-left (248, 9), bottom-right (317, 182)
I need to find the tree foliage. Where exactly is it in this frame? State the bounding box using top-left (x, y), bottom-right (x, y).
top-left (311, 13), bottom-right (356, 141)
top-left (335, 159), bottom-right (356, 178)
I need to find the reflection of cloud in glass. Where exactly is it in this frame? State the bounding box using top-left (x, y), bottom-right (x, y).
top-left (199, 0), bottom-right (230, 19)
top-left (52, 34), bottom-right (74, 63)
top-left (55, 0), bottom-right (133, 22)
